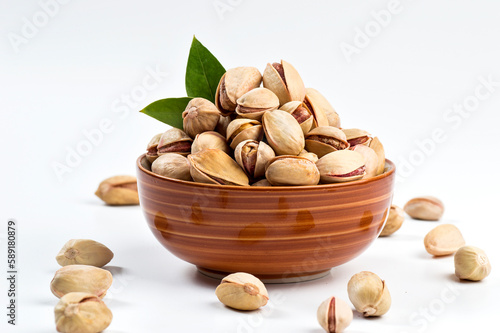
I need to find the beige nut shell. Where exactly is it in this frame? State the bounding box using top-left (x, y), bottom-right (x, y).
top-left (317, 296), bottom-right (353, 333)
top-left (347, 271), bottom-right (391, 317)
top-left (424, 224), bottom-right (465, 256)
top-left (50, 265), bottom-right (113, 299)
top-left (55, 292), bottom-right (112, 333)
top-left (56, 239), bottom-right (114, 268)
top-left (215, 272), bottom-right (269, 310)
top-left (94, 175), bottom-right (139, 206)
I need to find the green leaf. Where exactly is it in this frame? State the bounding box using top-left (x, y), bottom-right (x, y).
top-left (140, 97), bottom-right (192, 129)
top-left (185, 36), bottom-right (226, 102)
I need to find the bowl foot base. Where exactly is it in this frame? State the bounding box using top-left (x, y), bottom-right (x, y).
top-left (197, 266), bottom-right (331, 284)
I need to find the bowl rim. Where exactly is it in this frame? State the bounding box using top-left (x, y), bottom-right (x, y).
top-left (137, 153), bottom-right (395, 191)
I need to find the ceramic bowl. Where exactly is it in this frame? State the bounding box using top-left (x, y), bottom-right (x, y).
top-left (137, 154), bottom-right (395, 283)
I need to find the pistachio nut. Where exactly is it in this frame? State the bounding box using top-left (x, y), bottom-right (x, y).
top-left (191, 131), bottom-right (231, 155)
top-left (317, 296), bottom-right (353, 333)
top-left (404, 196), bottom-right (444, 221)
top-left (226, 118), bottom-right (263, 150)
top-left (263, 60), bottom-right (306, 106)
top-left (146, 133), bottom-right (162, 162)
top-left (262, 110), bottom-right (305, 156)
top-left (265, 156), bottom-right (320, 186)
top-left (152, 153), bottom-right (192, 181)
top-left (368, 136), bottom-right (385, 175)
top-left (347, 271), bottom-right (391, 317)
top-left (215, 114), bottom-right (233, 138)
top-left (188, 149), bottom-right (249, 186)
top-left (95, 175), bottom-right (139, 206)
top-left (235, 87), bottom-right (280, 121)
top-left (305, 126), bottom-right (349, 158)
top-left (299, 149), bottom-right (319, 163)
top-left (157, 128), bottom-right (193, 156)
top-left (251, 179), bottom-right (273, 186)
top-left (51, 265), bottom-right (113, 299)
top-left (215, 272), bottom-right (269, 311)
top-left (55, 292), bottom-right (112, 333)
top-left (316, 150), bottom-right (366, 183)
top-left (304, 88), bottom-right (334, 128)
top-left (379, 205), bottom-right (405, 237)
top-left (182, 98), bottom-right (220, 138)
top-left (216, 67), bottom-right (262, 115)
top-left (454, 246), bottom-right (491, 281)
top-left (279, 101), bottom-right (314, 134)
top-left (235, 140), bottom-right (275, 179)
top-left (424, 224), bottom-right (465, 256)
top-left (342, 128), bottom-right (372, 147)
top-left (350, 144), bottom-right (379, 179)
top-left (56, 239), bottom-right (114, 268)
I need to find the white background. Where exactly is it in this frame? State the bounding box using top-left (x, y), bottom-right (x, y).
top-left (1, 0), bottom-right (500, 332)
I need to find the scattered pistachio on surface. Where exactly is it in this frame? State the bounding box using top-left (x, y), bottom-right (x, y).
top-left (347, 271), bottom-right (391, 317)
top-left (454, 246), bottom-right (491, 281)
top-left (424, 224), bottom-right (465, 256)
top-left (317, 296), bottom-right (353, 333)
top-left (95, 175), bottom-right (139, 206)
top-left (51, 265), bottom-right (113, 299)
top-left (404, 196), bottom-right (444, 221)
top-left (215, 272), bottom-right (269, 310)
top-left (55, 292), bottom-right (112, 333)
top-left (379, 205), bottom-right (405, 237)
top-left (56, 239), bottom-right (113, 268)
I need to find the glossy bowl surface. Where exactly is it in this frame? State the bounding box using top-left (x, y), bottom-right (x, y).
top-left (137, 154), bottom-right (395, 283)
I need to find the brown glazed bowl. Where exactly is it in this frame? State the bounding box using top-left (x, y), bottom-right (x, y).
top-left (137, 154), bottom-right (395, 283)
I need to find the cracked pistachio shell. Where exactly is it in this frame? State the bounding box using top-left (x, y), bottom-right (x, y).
top-left (216, 67), bottom-right (262, 115)
top-left (235, 140), bottom-right (275, 179)
top-left (379, 205), bottom-right (405, 237)
top-left (368, 136), bottom-right (385, 175)
top-left (215, 272), bottom-right (269, 310)
top-left (454, 246), bottom-right (491, 281)
top-left (188, 149), bottom-right (249, 186)
top-left (279, 101), bottom-right (314, 134)
top-left (235, 88), bottom-right (279, 121)
top-left (305, 126), bottom-right (349, 158)
top-left (152, 153), bottom-right (192, 181)
top-left (350, 145), bottom-right (379, 179)
top-left (316, 150), bottom-right (366, 183)
top-left (262, 110), bottom-right (305, 156)
top-left (146, 133), bottom-right (162, 162)
top-left (343, 128), bottom-right (372, 146)
top-left (299, 149), bottom-right (319, 163)
top-left (317, 297), bottom-right (353, 333)
top-left (191, 131), bottom-right (231, 155)
top-left (56, 240), bottom-right (114, 268)
top-left (263, 60), bottom-right (306, 106)
top-left (404, 196), bottom-right (444, 221)
top-left (266, 156), bottom-right (320, 186)
top-left (95, 175), bottom-right (139, 206)
top-left (424, 224), bottom-right (465, 256)
top-left (55, 292), bottom-right (112, 333)
top-left (226, 118), bottom-right (263, 150)
top-left (157, 128), bottom-right (192, 156)
top-left (304, 88), bottom-right (333, 128)
top-left (182, 98), bottom-right (220, 138)
top-left (347, 271), bottom-right (391, 317)
top-left (51, 265), bottom-right (113, 299)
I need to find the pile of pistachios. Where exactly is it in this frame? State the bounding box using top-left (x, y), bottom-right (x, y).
top-left (145, 61), bottom-right (386, 186)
